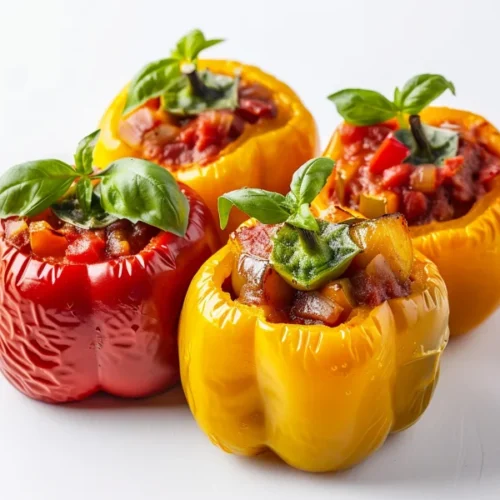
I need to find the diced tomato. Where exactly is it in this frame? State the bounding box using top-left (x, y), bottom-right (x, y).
top-left (339, 123), bottom-right (368, 145)
top-left (381, 164), bottom-right (413, 189)
top-left (66, 233), bottom-right (106, 264)
top-left (479, 162), bottom-right (500, 185)
top-left (232, 223), bottom-right (276, 260)
top-left (239, 98), bottom-right (277, 122)
top-left (369, 134), bottom-right (410, 174)
top-left (437, 155), bottom-right (464, 186)
top-left (402, 190), bottom-right (428, 222)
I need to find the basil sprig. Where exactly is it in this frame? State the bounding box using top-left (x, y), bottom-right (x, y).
top-left (218, 157), bottom-right (361, 290)
top-left (218, 157), bottom-right (334, 231)
top-left (328, 74), bottom-right (455, 126)
top-left (0, 131), bottom-right (190, 236)
top-left (123, 29), bottom-right (235, 116)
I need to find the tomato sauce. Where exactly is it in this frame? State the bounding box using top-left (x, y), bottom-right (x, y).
top-left (333, 122), bottom-right (500, 225)
top-left (2, 211), bottom-right (159, 264)
top-left (119, 83), bottom-right (277, 168)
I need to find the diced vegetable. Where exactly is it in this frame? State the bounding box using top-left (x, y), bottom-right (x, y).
top-left (402, 190), bottom-right (428, 222)
top-left (29, 221), bottom-right (68, 258)
top-left (291, 291), bottom-right (344, 327)
top-left (359, 191), bottom-right (399, 218)
top-left (107, 229), bottom-right (132, 258)
top-left (5, 219), bottom-right (29, 249)
top-left (320, 278), bottom-right (356, 319)
top-left (262, 267), bottom-right (295, 310)
top-left (232, 253), bottom-right (268, 297)
top-left (66, 233), bottom-right (106, 264)
top-left (335, 162), bottom-right (359, 204)
top-left (339, 123), bottom-right (368, 145)
top-left (349, 214), bottom-right (413, 282)
top-left (369, 134), bottom-right (410, 174)
top-left (119, 107), bottom-right (159, 147)
top-left (381, 164), bottom-right (412, 189)
top-left (410, 165), bottom-right (438, 193)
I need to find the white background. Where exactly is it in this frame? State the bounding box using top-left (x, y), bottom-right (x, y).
top-left (0, 1), bottom-right (499, 498)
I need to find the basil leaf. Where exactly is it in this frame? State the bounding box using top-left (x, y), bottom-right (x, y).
top-left (398, 74), bottom-right (455, 114)
top-left (270, 221), bottom-right (361, 290)
top-left (74, 129), bottom-right (100, 175)
top-left (163, 71), bottom-right (239, 116)
top-left (52, 192), bottom-right (117, 229)
top-left (328, 89), bottom-right (397, 126)
top-left (98, 158), bottom-right (190, 236)
top-left (0, 160), bottom-right (77, 217)
top-left (123, 59), bottom-right (183, 115)
top-left (218, 189), bottom-right (291, 230)
top-left (171, 29), bottom-right (224, 62)
top-left (290, 157), bottom-right (335, 206)
top-left (394, 123), bottom-right (459, 165)
top-left (285, 203), bottom-right (319, 231)
top-left (76, 177), bottom-right (93, 215)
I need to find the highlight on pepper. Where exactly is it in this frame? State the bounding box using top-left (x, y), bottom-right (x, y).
top-left (0, 130), bottom-right (218, 402)
top-left (94, 28), bottom-right (318, 236)
top-left (179, 157), bottom-right (450, 472)
top-left (319, 74), bottom-right (500, 335)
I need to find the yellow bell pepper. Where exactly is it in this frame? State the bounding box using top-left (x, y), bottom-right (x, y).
top-left (318, 107), bottom-right (500, 336)
top-left (178, 217), bottom-right (449, 472)
top-left (94, 60), bottom-right (318, 239)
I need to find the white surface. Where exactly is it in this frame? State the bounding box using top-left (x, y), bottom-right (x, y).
top-left (0, 0), bottom-right (499, 498)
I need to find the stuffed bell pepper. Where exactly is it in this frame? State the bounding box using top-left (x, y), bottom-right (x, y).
top-left (94, 29), bottom-right (318, 238)
top-left (319, 74), bottom-right (500, 335)
top-left (0, 131), bottom-right (218, 403)
top-left (179, 158), bottom-right (449, 472)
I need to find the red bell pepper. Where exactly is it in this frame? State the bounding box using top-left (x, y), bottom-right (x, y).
top-left (369, 134), bottom-right (410, 174)
top-left (0, 185), bottom-right (218, 403)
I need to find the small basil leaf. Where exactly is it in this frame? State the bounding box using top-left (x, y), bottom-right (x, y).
top-left (98, 158), bottom-right (190, 236)
top-left (270, 221), bottom-right (361, 290)
top-left (394, 87), bottom-right (403, 109)
top-left (328, 89), bottom-right (397, 126)
top-left (398, 74), bottom-right (455, 114)
top-left (171, 29), bottom-right (224, 62)
top-left (164, 71), bottom-right (238, 116)
top-left (124, 59), bottom-right (183, 115)
top-left (52, 193), bottom-right (117, 229)
top-left (76, 177), bottom-right (93, 215)
top-left (74, 130), bottom-right (100, 175)
top-left (290, 157), bottom-right (335, 206)
top-left (0, 160), bottom-right (77, 217)
top-left (286, 203), bottom-right (319, 232)
top-left (394, 124), bottom-right (459, 165)
top-left (218, 189), bottom-right (291, 230)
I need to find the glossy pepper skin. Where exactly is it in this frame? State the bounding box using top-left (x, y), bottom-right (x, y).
top-left (93, 60), bottom-right (319, 239)
top-left (0, 185), bottom-right (218, 403)
top-left (318, 107), bottom-right (500, 336)
top-left (178, 222), bottom-right (449, 473)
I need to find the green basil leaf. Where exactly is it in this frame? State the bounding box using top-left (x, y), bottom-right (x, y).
top-left (98, 158), bottom-right (189, 235)
top-left (218, 189), bottom-right (291, 230)
top-left (290, 157), bottom-right (335, 206)
top-left (123, 59), bottom-right (183, 115)
top-left (0, 160), bottom-right (77, 217)
top-left (394, 123), bottom-right (459, 165)
top-left (171, 29), bottom-right (224, 62)
top-left (328, 89), bottom-right (397, 126)
top-left (398, 74), bottom-right (455, 114)
top-left (163, 70), bottom-right (238, 116)
top-left (285, 203), bottom-right (319, 231)
top-left (76, 177), bottom-right (93, 215)
top-left (74, 129), bottom-right (100, 175)
top-left (52, 192), bottom-right (117, 229)
top-left (270, 221), bottom-right (361, 290)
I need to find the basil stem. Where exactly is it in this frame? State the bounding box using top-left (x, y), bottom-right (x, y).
top-left (181, 63), bottom-right (223, 100)
top-left (409, 114), bottom-right (433, 159)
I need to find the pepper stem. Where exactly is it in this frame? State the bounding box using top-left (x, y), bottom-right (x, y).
top-left (409, 114), bottom-right (433, 159)
top-left (298, 228), bottom-right (320, 253)
top-left (181, 62), bottom-right (221, 100)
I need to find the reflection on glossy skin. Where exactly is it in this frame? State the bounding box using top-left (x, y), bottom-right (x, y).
top-left (0, 185), bottom-right (218, 403)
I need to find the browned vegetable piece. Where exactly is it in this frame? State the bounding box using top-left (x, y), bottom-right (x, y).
top-left (410, 165), bottom-right (438, 193)
top-left (291, 291), bottom-right (344, 327)
top-left (359, 191), bottom-right (399, 218)
top-left (29, 221), bottom-right (68, 258)
top-left (349, 213), bottom-right (413, 282)
top-left (320, 278), bottom-right (356, 320)
top-left (262, 267), bottom-right (295, 310)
